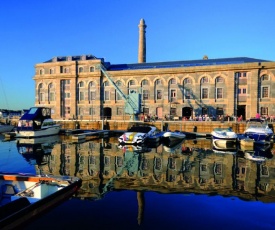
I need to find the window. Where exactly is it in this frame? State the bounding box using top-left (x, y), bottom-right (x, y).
top-left (216, 76), bottom-right (224, 83)
top-left (79, 92), bottom-right (84, 101)
top-left (157, 90), bottom-right (162, 99)
top-left (155, 79), bottom-right (162, 85)
top-left (262, 87), bottom-right (269, 98)
top-left (89, 108), bottom-right (95, 115)
top-left (38, 83), bottom-right (44, 102)
top-left (116, 91), bottom-right (122, 101)
top-left (117, 107), bottom-right (123, 115)
top-left (39, 69), bottom-right (43, 75)
top-left (89, 81), bottom-right (95, 87)
top-left (169, 78), bottom-right (176, 85)
top-left (78, 81), bottom-right (84, 87)
top-left (261, 107), bottom-right (268, 116)
top-left (90, 91), bottom-right (95, 100)
top-left (216, 88), bottom-right (223, 99)
top-left (48, 83), bottom-right (55, 102)
top-left (104, 81), bottom-right (109, 87)
top-left (49, 69), bottom-right (54, 74)
top-left (141, 79), bottom-right (149, 86)
top-left (261, 75), bottom-right (269, 81)
top-left (116, 81), bottom-right (122, 86)
top-left (129, 80), bottom-right (136, 86)
top-left (89, 66), bottom-right (95, 72)
top-left (185, 89), bottom-right (191, 99)
top-left (104, 91), bottom-right (110, 100)
top-left (79, 67), bottom-right (84, 73)
top-left (235, 72), bottom-right (247, 78)
top-left (201, 77), bottom-right (209, 83)
top-left (202, 88), bottom-right (208, 99)
top-left (170, 89), bottom-right (176, 102)
top-left (143, 90), bottom-right (149, 100)
top-left (184, 78), bottom-right (192, 84)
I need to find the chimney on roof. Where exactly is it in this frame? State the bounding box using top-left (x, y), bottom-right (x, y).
top-left (138, 19), bottom-right (147, 63)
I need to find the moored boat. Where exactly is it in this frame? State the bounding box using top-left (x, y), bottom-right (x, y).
top-left (0, 124), bottom-right (14, 134)
top-left (244, 118), bottom-right (273, 144)
top-left (0, 174), bottom-right (82, 229)
top-left (16, 107), bottom-right (61, 138)
top-left (211, 127), bottom-right (237, 141)
top-left (212, 139), bottom-right (237, 150)
top-left (162, 131), bottom-right (186, 145)
top-left (118, 124), bottom-right (159, 145)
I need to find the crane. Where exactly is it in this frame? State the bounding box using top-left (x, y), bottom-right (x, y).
top-left (98, 64), bottom-right (141, 121)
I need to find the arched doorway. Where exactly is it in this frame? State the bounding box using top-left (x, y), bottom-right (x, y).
top-left (182, 107), bottom-right (193, 119)
top-left (103, 107), bottom-right (112, 119)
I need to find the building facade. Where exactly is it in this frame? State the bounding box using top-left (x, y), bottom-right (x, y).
top-left (33, 20), bottom-right (275, 121)
top-left (33, 56), bottom-right (275, 121)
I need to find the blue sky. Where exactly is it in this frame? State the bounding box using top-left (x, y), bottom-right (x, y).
top-left (1, 0), bottom-right (275, 110)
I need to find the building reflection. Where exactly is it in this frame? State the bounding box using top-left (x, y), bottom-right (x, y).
top-left (17, 136), bottom-right (275, 204)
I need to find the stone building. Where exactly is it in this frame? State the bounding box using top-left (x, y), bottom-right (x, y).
top-left (33, 19), bottom-right (275, 121)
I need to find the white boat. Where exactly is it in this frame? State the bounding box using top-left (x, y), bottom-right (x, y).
top-left (244, 118), bottom-right (273, 144)
top-left (211, 127), bottom-right (237, 141)
top-left (212, 139), bottom-right (237, 150)
top-left (0, 174), bottom-right (81, 229)
top-left (16, 107), bottom-right (61, 138)
top-left (118, 125), bottom-right (159, 145)
top-left (162, 131), bottom-right (186, 145)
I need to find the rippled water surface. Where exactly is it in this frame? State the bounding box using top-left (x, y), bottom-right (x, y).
top-left (1, 135), bottom-right (275, 230)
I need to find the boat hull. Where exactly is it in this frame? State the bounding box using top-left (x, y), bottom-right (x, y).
top-left (0, 174), bottom-right (82, 230)
top-left (16, 125), bottom-right (61, 138)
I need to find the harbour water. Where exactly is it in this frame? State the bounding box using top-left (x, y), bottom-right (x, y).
top-left (1, 135), bottom-right (275, 229)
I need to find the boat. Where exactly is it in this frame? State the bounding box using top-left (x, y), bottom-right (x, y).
top-left (212, 139), bottom-right (237, 150)
top-left (146, 131), bottom-right (165, 143)
top-left (0, 174), bottom-right (82, 229)
top-left (162, 131), bottom-right (186, 145)
top-left (16, 107), bottom-right (61, 138)
top-left (118, 124), bottom-right (159, 145)
top-left (211, 127), bottom-right (237, 141)
top-left (244, 118), bottom-right (274, 144)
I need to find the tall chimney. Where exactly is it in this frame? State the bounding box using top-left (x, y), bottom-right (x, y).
top-left (138, 19), bottom-right (146, 63)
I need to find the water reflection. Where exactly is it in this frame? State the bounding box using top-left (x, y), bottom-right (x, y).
top-left (16, 136), bottom-right (275, 206)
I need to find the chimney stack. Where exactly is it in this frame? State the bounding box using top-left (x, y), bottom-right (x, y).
top-left (138, 19), bottom-right (147, 63)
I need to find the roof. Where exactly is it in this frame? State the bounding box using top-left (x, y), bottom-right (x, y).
top-left (107, 57), bottom-right (271, 71)
top-left (43, 55), bottom-right (271, 70)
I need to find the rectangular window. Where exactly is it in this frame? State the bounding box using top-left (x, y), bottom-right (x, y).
top-left (262, 87), bottom-right (269, 98)
top-left (49, 92), bottom-right (55, 101)
top-left (143, 90), bottom-right (149, 100)
top-left (170, 89), bottom-right (176, 102)
top-left (202, 88), bottom-right (208, 99)
top-left (117, 107), bottom-right (123, 115)
top-left (89, 108), bottom-right (95, 115)
top-left (79, 92), bottom-right (84, 101)
top-left (104, 91), bottom-right (110, 100)
top-left (185, 89), bottom-right (191, 99)
top-left (216, 88), bottom-right (223, 99)
top-left (143, 108), bottom-right (149, 114)
top-left (90, 91), bottom-right (96, 100)
top-left (116, 92), bottom-right (122, 101)
top-left (157, 90), bottom-right (162, 99)
top-left (261, 107), bottom-right (268, 116)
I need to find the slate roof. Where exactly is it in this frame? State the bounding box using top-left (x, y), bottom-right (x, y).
top-left (44, 55), bottom-right (271, 71)
top-left (107, 57), bottom-right (271, 71)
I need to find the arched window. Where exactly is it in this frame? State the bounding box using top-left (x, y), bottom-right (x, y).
top-left (261, 74), bottom-right (269, 81)
top-left (216, 76), bottom-right (224, 83)
top-left (89, 66), bottom-right (95, 72)
top-left (184, 78), bottom-right (192, 84)
top-left (79, 67), bottom-right (84, 73)
top-left (39, 69), bottom-right (43, 75)
top-left (169, 78), bottom-right (176, 85)
top-left (201, 77), bottom-right (209, 83)
top-left (141, 79), bottom-right (149, 86)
